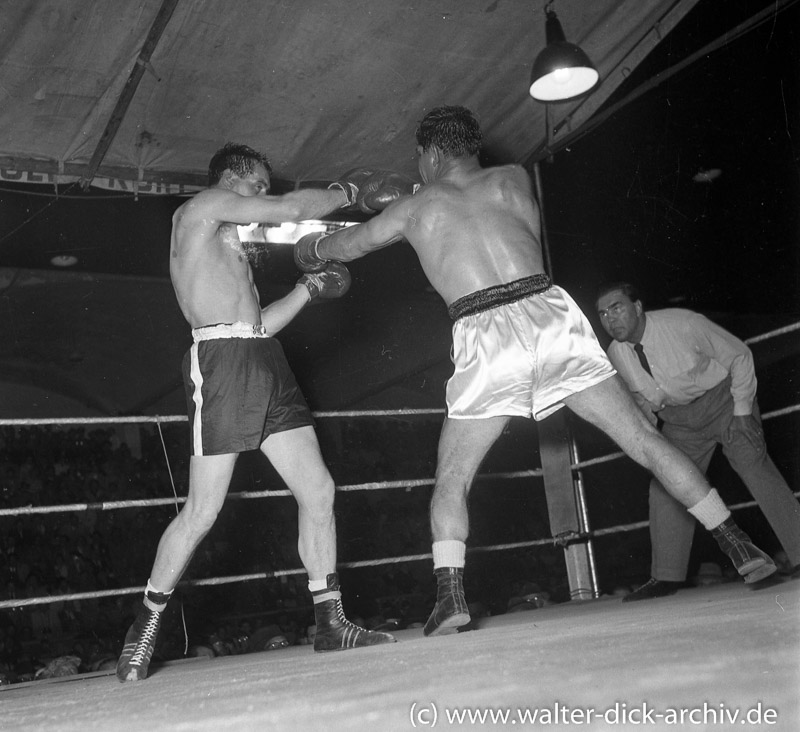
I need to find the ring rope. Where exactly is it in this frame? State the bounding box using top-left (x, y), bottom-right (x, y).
top-left (0, 403), bottom-right (796, 429)
top-left (4, 492), bottom-right (796, 612)
top-left (0, 472), bottom-right (554, 518)
top-left (743, 321), bottom-right (800, 345)
top-left (3, 403), bottom-right (797, 518)
top-left (0, 408), bottom-right (446, 427)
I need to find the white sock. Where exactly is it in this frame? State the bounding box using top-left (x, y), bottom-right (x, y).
top-left (687, 488), bottom-right (731, 530)
top-left (309, 578), bottom-right (340, 604)
top-left (143, 580), bottom-right (172, 611)
top-left (432, 540), bottom-right (466, 569)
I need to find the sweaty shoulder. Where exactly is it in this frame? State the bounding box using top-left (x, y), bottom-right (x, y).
top-left (485, 163), bottom-right (529, 181)
top-left (177, 188), bottom-right (227, 224)
top-left (478, 164), bottom-right (532, 196)
top-left (496, 163), bottom-right (529, 178)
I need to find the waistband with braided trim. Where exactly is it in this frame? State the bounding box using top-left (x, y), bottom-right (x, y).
top-left (447, 274), bottom-right (553, 321)
top-left (192, 322), bottom-right (269, 342)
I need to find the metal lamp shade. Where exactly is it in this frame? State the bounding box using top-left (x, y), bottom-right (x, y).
top-left (529, 9), bottom-right (598, 101)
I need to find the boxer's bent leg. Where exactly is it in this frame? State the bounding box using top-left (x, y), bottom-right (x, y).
top-left (431, 415), bottom-right (509, 541)
top-left (424, 415), bottom-right (507, 637)
top-left (563, 375), bottom-right (709, 507)
top-left (262, 426), bottom-right (336, 580)
top-left (118, 452), bottom-right (237, 682)
top-left (263, 425), bottom-right (396, 650)
top-left (150, 453), bottom-right (239, 590)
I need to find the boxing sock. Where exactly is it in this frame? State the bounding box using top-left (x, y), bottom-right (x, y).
top-left (143, 580), bottom-right (172, 612)
top-left (687, 488), bottom-right (732, 530)
top-left (432, 540), bottom-right (466, 569)
top-left (309, 577), bottom-right (341, 604)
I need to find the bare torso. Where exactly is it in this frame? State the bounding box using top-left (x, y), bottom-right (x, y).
top-left (405, 164), bottom-right (545, 304)
top-left (169, 191), bottom-right (263, 329)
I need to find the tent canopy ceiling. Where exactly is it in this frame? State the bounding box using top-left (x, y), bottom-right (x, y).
top-left (0, 0), bottom-right (697, 193)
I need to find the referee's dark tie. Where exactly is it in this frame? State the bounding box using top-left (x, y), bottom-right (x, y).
top-left (633, 343), bottom-right (653, 376)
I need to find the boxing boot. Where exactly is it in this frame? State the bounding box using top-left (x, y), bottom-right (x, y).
top-left (116, 601), bottom-right (163, 682)
top-left (423, 567), bottom-right (471, 637)
top-left (712, 519), bottom-right (777, 583)
top-left (313, 573), bottom-right (396, 652)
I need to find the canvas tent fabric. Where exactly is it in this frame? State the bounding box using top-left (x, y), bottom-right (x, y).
top-left (0, 0), bottom-right (697, 194)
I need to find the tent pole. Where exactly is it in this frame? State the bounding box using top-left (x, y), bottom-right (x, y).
top-left (532, 161), bottom-right (554, 281)
top-left (80, 0), bottom-right (182, 189)
top-left (532, 160), bottom-right (598, 601)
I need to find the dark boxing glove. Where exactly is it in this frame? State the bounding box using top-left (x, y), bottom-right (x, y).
top-left (357, 170), bottom-right (419, 214)
top-left (328, 167), bottom-right (379, 208)
top-left (294, 233), bottom-right (329, 273)
top-left (298, 262), bottom-right (352, 301)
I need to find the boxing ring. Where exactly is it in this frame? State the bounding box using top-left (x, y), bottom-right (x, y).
top-left (0, 322), bottom-right (799, 730)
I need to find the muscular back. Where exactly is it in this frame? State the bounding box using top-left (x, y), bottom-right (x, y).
top-left (169, 191), bottom-right (263, 329)
top-left (405, 164), bottom-right (545, 303)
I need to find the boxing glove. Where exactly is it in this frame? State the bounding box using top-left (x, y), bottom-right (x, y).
top-left (357, 170), bottom-right (419, 213)
top-left (328, 168), bottom-right (378, 208)
top-left (298, 262), bottom-right (351, 301)
top-left (294, 233), bottom-right (329, 273)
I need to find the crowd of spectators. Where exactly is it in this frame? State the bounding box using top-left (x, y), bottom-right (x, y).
top-left (0, 425), bottom-right (184, 682)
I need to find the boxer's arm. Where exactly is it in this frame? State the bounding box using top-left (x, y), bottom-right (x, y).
top-left (357, 171), bottom-right (419, 213)
top-left (298, 262), bottom-right (352, 301)
top-left (329, 168), bottom-right (418, 212)
top-left (316, 200), bottom-right (410, 262)
top-left (191, 186), bottom-right (348, 226)
top-left (259, 286), bottom-right (310, 336)
top-left (261, 264), bottom-right (352, 334)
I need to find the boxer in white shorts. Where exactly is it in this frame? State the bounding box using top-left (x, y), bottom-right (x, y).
top-left (294, 106), bottom-right (778, 636)
top-left (447, 277), bottom-right (615, 421)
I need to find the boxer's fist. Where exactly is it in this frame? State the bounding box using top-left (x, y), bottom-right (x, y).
top-left (294, 233), bottom-right (329, 273)
top-left (328, 168), bottom-right (378, 208)
top-left (358, 170), bottom-right (419, 213)
top-left (298, 262), bottom-right (351, 301)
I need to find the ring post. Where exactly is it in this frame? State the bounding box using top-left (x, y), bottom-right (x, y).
top-left (538, 409), bottom-right (595, 600)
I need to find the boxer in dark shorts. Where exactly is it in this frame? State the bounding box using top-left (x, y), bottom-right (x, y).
top-left (116, 144), bottom-right (399, 684)
top-left (184, 323), bottom-right (313, 456)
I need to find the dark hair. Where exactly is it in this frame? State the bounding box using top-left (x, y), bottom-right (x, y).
top-left (208, 143), bottom-right (272, 186)
top-left (595, 281), bottom-right (641, 306)
top-left (415, 106), bottom-right (482, 158)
